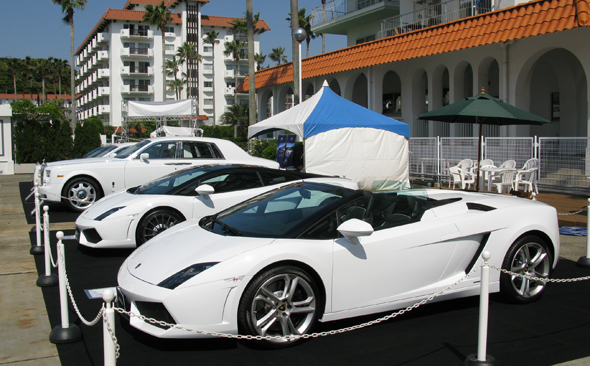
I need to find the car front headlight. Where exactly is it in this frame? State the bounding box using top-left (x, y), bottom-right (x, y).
top-left (158, 262), bottom-right (219, 289)
top-left (94, 206), bottom-right (126, 221)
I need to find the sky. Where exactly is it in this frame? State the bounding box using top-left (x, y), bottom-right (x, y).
top-left (0, 0), bottom-right (347, 68)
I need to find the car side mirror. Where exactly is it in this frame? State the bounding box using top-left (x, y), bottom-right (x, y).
top-left (139, 153), bottom-right (149, 162)
top-left (337, 219), bottom-right (374, 243)
top-left (195, 184), bottom-right (215, 198)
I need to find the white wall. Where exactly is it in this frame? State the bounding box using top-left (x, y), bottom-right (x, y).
top-left (0, 105), bottom-right (14, 175)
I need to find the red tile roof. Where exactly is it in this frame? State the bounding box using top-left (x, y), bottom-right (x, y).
top-left (76, 8), bottom-right (182, 55)
top-left (201, 15), bottom-right (271, 31)
top-left (123, 0), bottom-right (210, 10)
top-left (239, 0), bottom-right (590, 92)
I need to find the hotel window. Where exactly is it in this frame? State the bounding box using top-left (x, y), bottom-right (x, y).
top-left (164, 26), bottom-right (174, 33)
top-left (204, 99), bottom-right (213, 105)
top-left (204, 81), bottom-right (213, 88)
top-left (203, 46), bottom-right (213, 53)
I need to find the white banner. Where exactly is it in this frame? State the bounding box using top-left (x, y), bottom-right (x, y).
top-left (128, 100), bottom-right (193, 117)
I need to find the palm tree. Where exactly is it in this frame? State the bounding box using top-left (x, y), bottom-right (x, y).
top-left (5, 57), bottom-right (21, 101)
top-left (204, 31), bottom-right (220, 125)
top-left (176, 41), bottom-right (202, 99)
top-left (219, 103), bottom-right (249, 138)
top-left (247, 0), bottom-right (256, 127)
top-left (54, 58), bottom-right (68, 100)
top-left (224, 39), bottom-right (246, 105)
top-left (24, 56), bottom-right (35, 100)
top-left (168, 75), bottom-right (187, 100)
top-left (286, 8), bottom-right (316, 58)
top-left (269, 47), bottom-right (287, 65)
top-left (143, 1), bottom-right (173, 100)
top-left (165, 55), bottom-right (180, 80)
top-left (51, 0), bottom-right (88, 129)
top-left (254, 53), bottom-right (266, 71)
top-left (37, 57), bottom-right (53, 102)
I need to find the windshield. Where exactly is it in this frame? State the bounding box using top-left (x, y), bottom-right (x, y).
top-left (85, 146), bottom-right (115, 158)
top-left (115, 140), bottom-right (151, 159)
top-left (135, 165), bottom-right (218, 195)
top-left (205, 182), bottom-right (358, 238)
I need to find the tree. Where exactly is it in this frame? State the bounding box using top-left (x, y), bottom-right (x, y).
top-left (269, 47), bottom-right (288, 65)
top-left (286, 8), bottom-right (315, 58)
top-left (204, 31), bottom-right (220, 125)
top-left (224, 39), bottom-right (246, 105)
top-left (176, 41), bottom-right (202, 99)
top-left (168, 75), bottom-right (187, 100)
top-left (5, 58), bottom-right (21, 101)
top-left (246, 0), bottom-right (256, 127)
top-left (165, 55), bottom-right (180, 80)
top-left (73, 118), bottom-right (102, 158)
top-left (254, 53), bottom-right (266, 71)
top-left (53, 58), bottom-right (68, 100)
top-left (24, 56), bottom-right (35, 100)
top-left (51, 0), bottom-right (88, 130)
top-left (219, 103), bottom-right (250, 138)
top-left (290, 0), bottom-right (300, 104)
top-left (37, 57), bottom-right (53, 102)
top-left (143, 0), bottom-right (173, 100)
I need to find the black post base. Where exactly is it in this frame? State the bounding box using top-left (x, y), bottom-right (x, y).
top-left (577, 256), bottom-right (590, 268)
top-left (30, 245), bottom-right (44, 255)
top-left (36, 273), bottom-right (58, 287)
top-left (464, 354), bottom-right (497, 366)
top-left (49, 324), bottom-right (83, 344)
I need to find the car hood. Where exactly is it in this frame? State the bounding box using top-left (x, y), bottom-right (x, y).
top-left (80, 190), bottom-right (144, 219)
top-left (125, 221), bottom-right (274, 285)
top-left (46, 157), bottom-right (121, 167)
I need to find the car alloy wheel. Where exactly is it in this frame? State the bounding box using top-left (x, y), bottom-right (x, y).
top-left (238, 265), bottom-right (320, 348)
top-left (500, 235), bottom-right (552, 303)
top-left (64, 178), bottom-right (102, 212)
top-left (137, 209), bottom-right (184, 246)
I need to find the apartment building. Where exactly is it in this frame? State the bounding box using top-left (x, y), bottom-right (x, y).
top-left (246, 0), bottom-right (590, 140)
top-left (74, 0), bottom-right (269, 128)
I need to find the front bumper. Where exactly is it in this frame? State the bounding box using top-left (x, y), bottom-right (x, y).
top-left (116, 266), bottom-right (240, 338)
top-left (76, 214), bottom-right (137, 249)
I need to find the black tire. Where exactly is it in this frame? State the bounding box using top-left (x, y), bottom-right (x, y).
top-left (238, 265), bottom-right (320, 348)
top-left (500, 235), bottom-right (552, 304)
top-left (63, 177), bottom-right (103, 212)
top-left (136, 209), bottom-right (185, 246)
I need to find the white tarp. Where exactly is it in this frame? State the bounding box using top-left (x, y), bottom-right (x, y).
top-left (306, 128), bottom-right (410, 191)
top-left (248, 81), bottom-right (410, 191)
top-left (128, 100), bottom-right (193, 117)
top-left (150, 126), bottom-right (202, 138)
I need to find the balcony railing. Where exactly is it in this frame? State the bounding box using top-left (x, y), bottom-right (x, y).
top-left (121, 28), bottom-right (153, 38)
top-left (121, 66), bottom-right (153, 75)
top-left (122, 85), bottom-right (153, 93)
top-left (378, 0), bottom-right (492, 38)
top-left (311, 0), bottom-right (396, 27)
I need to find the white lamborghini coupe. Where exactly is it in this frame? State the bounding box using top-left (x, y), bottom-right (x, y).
top-left (116, 182), bottom-right (560, 348)
top-left (76, 165), bottom-right (358, 248)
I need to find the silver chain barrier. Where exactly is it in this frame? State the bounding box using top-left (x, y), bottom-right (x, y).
top-left (112, 264), bottom-right (484, 341)
top-left (557, 207), bottom-right (588, 216)
top-left (48, 244), bottom-right (58, 268)
top-left (489, 264), bottom-right (590, 283)
top-left (59, 249), bottom-right (104, 327)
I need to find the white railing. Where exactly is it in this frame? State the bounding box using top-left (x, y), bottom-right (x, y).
top-left (410, 136), bottom-right (590, 192)
top-left (311, 0), bottom-right (396, 27)
top-left (379, 0), bottom-right (492, 38)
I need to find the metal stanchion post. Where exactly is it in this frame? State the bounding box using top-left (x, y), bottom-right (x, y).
top-left (30, 190), bottom-right (44, 255)
top-left (50, 231), bottom-right (82, 344)
top-left (103, 289), bottom-right (117, 366)
top-left (464, 251), bottom-right (497, 366)
top-left (577, 198), bottom-right (590, 268)
top-left (37, 206), bottom-right (58, 287)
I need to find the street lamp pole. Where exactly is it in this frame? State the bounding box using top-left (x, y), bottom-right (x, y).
top-left (293, 28), bottom-right (307, 105)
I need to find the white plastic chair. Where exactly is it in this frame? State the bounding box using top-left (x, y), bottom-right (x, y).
top-left (493, 170), bottom-right (517, 193)
top-left (515, 158), bottom-right (539, 194)
top-left (498, 160), bottom-right (516, 169)
top-left (449, 164), bottom-right (475, 190)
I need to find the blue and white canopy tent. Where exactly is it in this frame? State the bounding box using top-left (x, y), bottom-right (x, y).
top-left (248, 81), bottom-right (410, 191)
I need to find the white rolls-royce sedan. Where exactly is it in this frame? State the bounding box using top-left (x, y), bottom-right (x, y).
top-left (37, 137), bottom-right (279, 212)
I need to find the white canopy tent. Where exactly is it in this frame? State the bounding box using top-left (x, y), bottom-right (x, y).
top-left (248, 81), bottom-right (410, 191)
top-left (121, 99), bottom-right (198, 142)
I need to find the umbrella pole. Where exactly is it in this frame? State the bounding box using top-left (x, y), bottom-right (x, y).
top-left (476, 117), bottom-right (483, 192)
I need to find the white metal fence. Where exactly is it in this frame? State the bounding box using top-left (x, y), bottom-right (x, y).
top-left (410, 136), bottom-right (590, 191)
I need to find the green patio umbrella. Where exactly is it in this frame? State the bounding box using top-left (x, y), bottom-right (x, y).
top-left (418, 89), bottom-right (551, 191)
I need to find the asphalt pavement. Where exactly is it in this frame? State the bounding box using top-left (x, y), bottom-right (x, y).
top-left (2, 173), bottom-right (590, 365)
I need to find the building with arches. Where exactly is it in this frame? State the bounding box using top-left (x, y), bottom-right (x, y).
top-left (243, 0), bottom-right (590, 141)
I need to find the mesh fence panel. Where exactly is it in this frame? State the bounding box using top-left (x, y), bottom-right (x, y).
top-left (409, 137), bottom-right (438, 177)
top-left (484, 138), bottom-right (534, 169)
top-left (539, 138), bottom-right (590, 189)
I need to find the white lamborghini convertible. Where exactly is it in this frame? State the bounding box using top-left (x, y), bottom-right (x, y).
top-left (116, 182), bottom-right (560, 347)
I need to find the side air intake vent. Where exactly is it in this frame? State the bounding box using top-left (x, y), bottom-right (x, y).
top-left (467, 202), bottom-right (496, 212)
